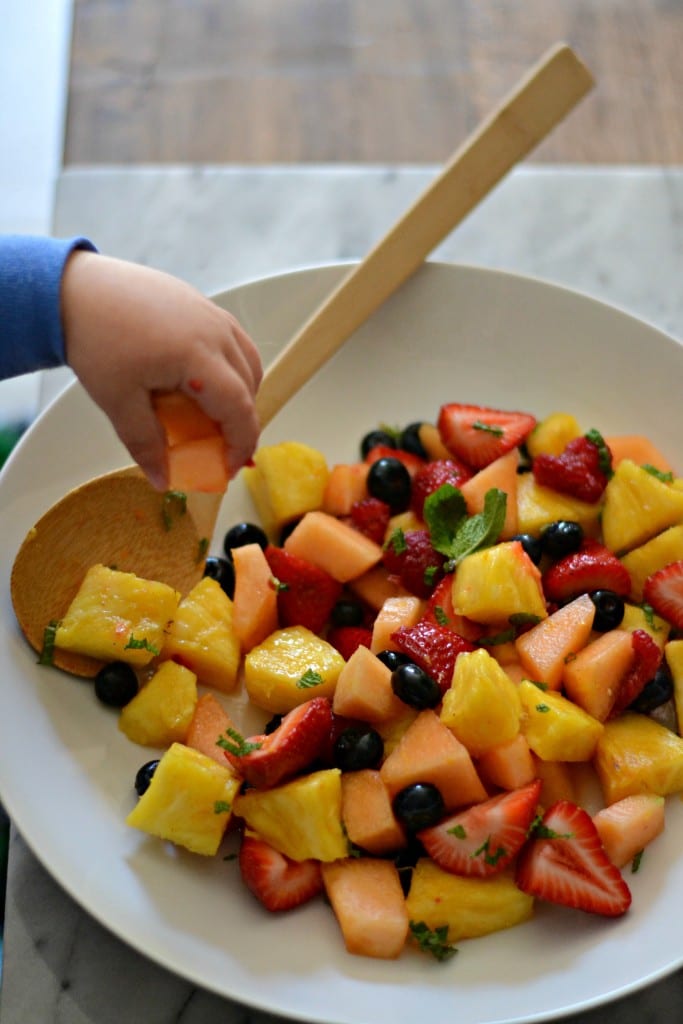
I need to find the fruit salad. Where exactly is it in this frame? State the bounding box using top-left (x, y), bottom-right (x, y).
top-left (39, 402), bottom-right (683, 962)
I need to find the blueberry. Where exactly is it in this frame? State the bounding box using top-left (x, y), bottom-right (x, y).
top-left (203, 555), bottom-right (235, 599)
top-left (264, 713), bottom-right (284, 735)
top-left (330, 599), bottom-right (365, 628)
top-left (393, 783), bottom-right (445, 832)
top-left (134, 759), bottom-right (159, 796)
top-left (541, 520), bottom-right (584, 559)
top-left (391, 662), bottom-right (441, 709)
top-left (360, 429), bottom-right (397, 459)
top-left (590, 590), bottom-right (625, 631)
top-left (367, 457), bottom-right (412, 513)
top-left (511, 533), bottom-right (543, 565)
top-left (399, 422), bottom-right (428, 459)
top-left (630, 664), bottom-right (674, 714)
top-left (278, 519), bottom-right (300, 546)
top-left (94, 662), bottom-right (138, 707)
top-left (333, 726), bottom-right (384, 772)
top-left (376, 650), bottom-right (413, 672)
top-left (223, 522), bottom-right (268, 556)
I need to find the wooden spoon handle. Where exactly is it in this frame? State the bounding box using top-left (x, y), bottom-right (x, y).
top-left (255, 42), bottom-right (593, 429)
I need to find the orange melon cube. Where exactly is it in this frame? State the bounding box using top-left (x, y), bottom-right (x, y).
top-left (562, 629), bottom-right (634, 721)
top-left (231, 542), bottom-right (279, 651)
top-left (460, 449), bottom-right (519, 539)
top-left (284, 511), bottom-right (382, 582)
top-left (321, 858), bottom-right (409, 959)
top-left (341, 770), bottom-right (407, 855)
top-left (515, 593), bottom-right (596, 691)
top-left (605, 435), bottom-right (674, 475)
top-left (152, 391), bottom-right (221, 446)
top-left (371, 596), bottom-right (425, 653)
top-left (333, 644), bottom-right (405, 723)
top-left (166, 435), bottom-right (229, 493)
top-left (592, 793), bottom-right (665, 868)
top-left (380, 710), bottom-right (487, 810)
top-left (348, 565), bottom-right (411, 612)
top-left (476, 733), bottom-right (537, 791)
top-left (185, 693), bottom-right (236, 766)
top-left (531, 755), bottom-right (579, 806)
top-left (321, 463), bottom-right (369, 516)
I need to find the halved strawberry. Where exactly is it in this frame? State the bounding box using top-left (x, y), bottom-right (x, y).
top-left (349, 497), bottom-right (391, 545)
top-left (643, 559), bottom-right (683, 631)
top-left (533, 434), bottom-right (611, 504)
top-left (364, 444), bottom-right (425, 476)
top-left (437, 403), bottom-right (536, 470)
top-left (418, 779), bottom-right (541, 878)
top-left (265, 545), bottom-right (342, 634)
top-left (421, 576), bottom-right (486, 641)
top-left (391, 619), bottom-right (476, 692)
top-left (239, 833), bottom-right (323, 912)
top-left (515, 801), bottom-right (632, 917)
top-left (542, 540), bottom-right (631, 604)
top-left (410, 459), bottom-right (472, 519)
top-left (327, 625), bottom-right (373, 661)
top-left (221, 697), bottom-right (333, 789)
top-left (610, 628), bottom-right (663, 718)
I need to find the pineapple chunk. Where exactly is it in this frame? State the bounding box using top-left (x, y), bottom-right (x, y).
top-left (242, 440), bottom-right (329, 538)
top-left (621, 601), bottom-right (670, 648)
top-left (518, 679), bottom-right (603, 761)
top-left (526, 412), bottom-right (581, 458)
top-left (440, 648), bottom-right (521, 756)
top-left (451, 541), bottom-right (547, 625)
top-left (406, 859), bottom-right (533, 943)
top-left (244, 625), bottom-right (345, 713)
top-left (126, 742), bottom-right (240, 855)
top-left (233, 768), bottom-right (348, 862)
top-left (665, 639), bottom-right (683, 734)
top-left (55, 564), bottom-right (179, 665)
top-left (118, 660), bottom-right (197, 747)
top-left (620, 525), bottom-right (683, 602)
top-left (602, 459), bottom-right (683, 554)
top-left (516, 473), bottom-right (601, 538)
top-left (594, 712), bottom-right (683, 804)
top-left (161, 576), bottom-right (240, 691)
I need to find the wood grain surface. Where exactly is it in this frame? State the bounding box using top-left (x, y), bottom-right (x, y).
top-left (65, 0), bottom-right (682, 165)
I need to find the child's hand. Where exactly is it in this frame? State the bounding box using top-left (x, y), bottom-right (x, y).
top-left (61, 250), bottom-right (262, 490)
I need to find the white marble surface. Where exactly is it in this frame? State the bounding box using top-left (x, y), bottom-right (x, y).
top-left (2, 164), bottom-right (683, 1023)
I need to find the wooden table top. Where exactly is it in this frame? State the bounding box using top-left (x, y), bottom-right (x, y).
top-left (65, 0), bottom-right (683, 166)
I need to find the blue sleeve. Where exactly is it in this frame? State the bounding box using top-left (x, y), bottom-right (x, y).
top-left (0, 234), bottom-right (97, 379)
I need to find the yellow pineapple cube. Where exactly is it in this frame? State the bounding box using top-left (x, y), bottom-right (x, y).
top-left (233, 768), bottom-right (348, 861)
top-left (55, 564), bottom-right (179, 665)
top-left (516, 473), bottom-right (602, 538)
top-left (406, 859), bottom-right (533, 943)
top-left (242, 440), bottom-right (329, 538)
top-left (602, 459), bottom-right (683, 554)
top-left (118, 660), bottom-right (197, 747)
top-left (518, 679), bottom-right (603, 761)
top-left (161, 576), bottom-right (240, 692)
top-left (664, 639), bottom-right (683, 735)
top-left (440, 648), bottom-right (521, 756)
top-left (594, 712), bottom-right (683, 804)
top-left (126, 742), bottom-right (240, 855)
top-left (526, 412), bottom-right (581, 458)
top-left (451, 541), bottom-right (547, 625)
top-left (620, 601), bottom-right (670, 648)
top-left (620, 525), bottom-right (683, 602)
top-left (243, 625), bottom-right (345, 713)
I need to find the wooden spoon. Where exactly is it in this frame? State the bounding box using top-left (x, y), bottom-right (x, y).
top-left (11, 42), bottom-right (593, 676)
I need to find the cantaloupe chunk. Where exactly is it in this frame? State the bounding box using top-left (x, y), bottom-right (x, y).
top-left (370, 596), bottom-right (425, 653)
top-left (321, 857), bottom-right (409, 959)
top-left (476, 733), bottom-right (537, 791)
top-left (152, 391), bottom-right (221, 446)
top-left (562, 629), bottom-right (634, 721)
top-left (532, 755), bottom-right (579, 807)
top-left (333, 644), bottom-right (405, 723)
top-left (341, 770), bottom-right (406, 854)
top-left (605, 435), bottom-right (674, 475)
top-left (515, 594), bottom-right (595, 691)
top-left (380, 710), bottom-right (487, 810)
top-left (166, 435), bottom-right (229, 493)
top-left (185, 692), bottom-right (236, 765)
top-left (348, 565), bottom-right (410, 612)
top-left (231, 542), bottom-right (279, 651)
top-left (459, 449), bottom-right (519, 539)
top-left (284, 510), bottom-right (382, 582)
top-left (321, 463), bottom-right (369, 516)
top-left (592, 793), bottom-right (665, 868)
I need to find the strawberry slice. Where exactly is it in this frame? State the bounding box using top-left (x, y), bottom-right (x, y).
top-left (327, 625), bottom-right (373, 661)
top-left (221, 697), bottom-right (332, 789)
top-left (610, 628), bottom-right (663, 718)
top-left (349, 497), bottom-right (391, 545)
top-left (265, 545), bottom-right (342, 634)
top-left (516, 801), bottom-right (632, 917)
top-left (533, 434), bottom-right (611, 504)
top-left (419, 779), bottom-right (542, 878)
top-left (643, 559), bottom-right (683, 631)
top-left (410, 458), bottom-right (472, 519)
top-left (391, 619), bottom-right (476, 692)
top-left (239, 833), bottom-right (323, 912)
top-left (437, 402), bottom-right (536, 470)
top-left (542, 540), bottom-right (632, 604)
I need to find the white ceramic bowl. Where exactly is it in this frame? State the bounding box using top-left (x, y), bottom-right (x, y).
top-left (2, 263), bottom-right (683, 1024)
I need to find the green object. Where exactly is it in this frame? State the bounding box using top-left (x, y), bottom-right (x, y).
top-left (0, 423), bottom-right (27, 469)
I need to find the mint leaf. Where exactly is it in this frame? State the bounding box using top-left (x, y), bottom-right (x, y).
top-left (423, 484), bottom-right (467, 556)
top-left (125, 635), bottom-right (160, 656)
top-left (39, 620), bottom-right (60, 666)
top-left (409, 921), bottom-right (458, 962)
top-left (445, 488), bottom-right (507, 565)
top-left (297, 669), bottom-right (324, 689)
top-left (216, 728), bottom-right (262, 757)
top-left (585, 428), bottom-right (613, 477)
top-left (642, 463), bottom-right (674, 483)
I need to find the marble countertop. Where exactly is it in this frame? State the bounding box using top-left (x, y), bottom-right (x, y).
top-left (2, 164), bottom-right (683, 1023)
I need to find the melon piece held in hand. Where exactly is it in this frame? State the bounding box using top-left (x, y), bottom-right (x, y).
top-left (153, 391), bottom-right (228, 493)
top-left (322, 857), bottom-right (409, 959)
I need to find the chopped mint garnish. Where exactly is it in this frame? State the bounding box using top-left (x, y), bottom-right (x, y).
top-left (124, 635), bottom-right (160, 656)
top-left (642, 464), bottom-right (674, 483)
top-left (631, 849), bottom-right (644, 873)
top-left (423, 564), bottom-right (439, 587)
top-left (196, 537), bottom-right (209, 563)
top-left (478, 627), bottom-right (516, 646)
top-left (424, 485), bottom-right (506, 567)
top-left (473, 837), bottom-right (507, 866)
top-left (528, 815), bottom-right (573, 840)
top-left (270, 575), bottom-right (288, 592)
top-left (509, 612), bottom-right (542, 628)
top-left (584, 428), bottom-right (613, 477)
top-left (297, 669), bottom-right (324, 689)
top-left (531, 680), bottom-right (549, 691)
top-left (162, 489), bottom-right (187, 530)
top-left (447, 824), bottom-right (467, 839)
top-left (472, 420), bottom-right (504, 437)
top-left (433, 605), bottom-right (449, 627)
top-left (216, 728), bottom-right (262, 757)
top-left (384, 527), bottom-right (408, 556)
top-left (639, 602), bottom-right (662, 630)
top-left (535, 703), bottom-right (551, 713)
top-left (214, 801), bottom-right (232, 814)
top-left (39, 620), bottom-right (60, 666)
top-left (409, 921), bottom-right (458, 962)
